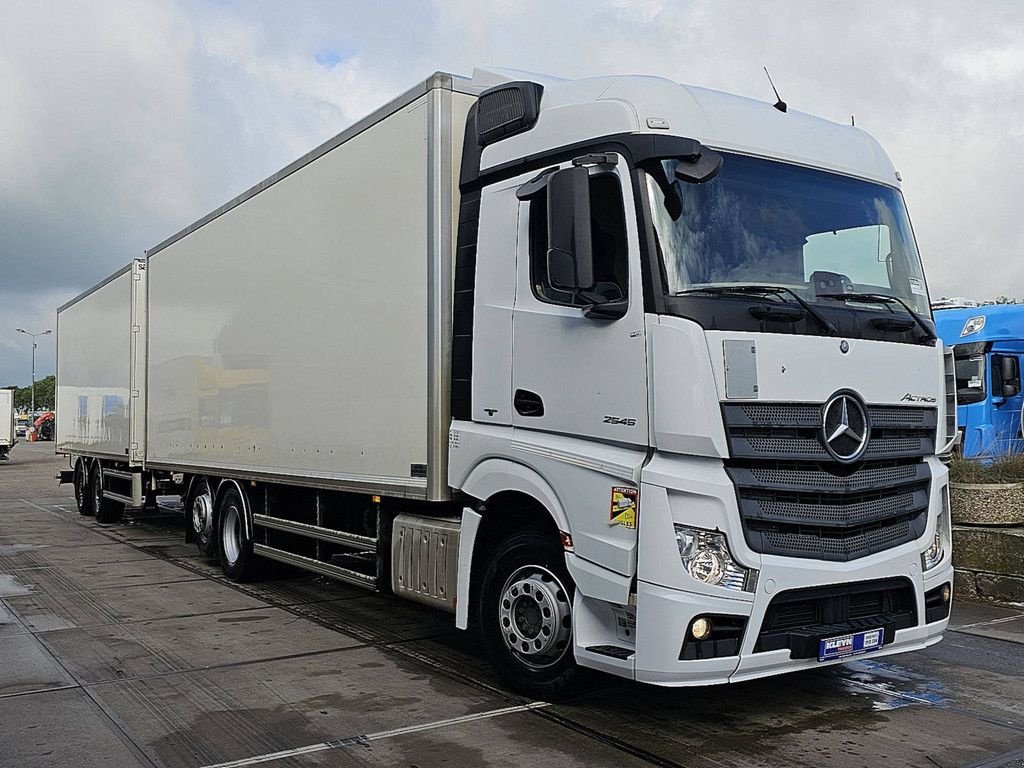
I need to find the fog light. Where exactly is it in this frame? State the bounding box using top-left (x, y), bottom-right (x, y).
top-left (942, 584), bottom-right (951, 603)
top-left (691, 617), bottom-right (711, 640)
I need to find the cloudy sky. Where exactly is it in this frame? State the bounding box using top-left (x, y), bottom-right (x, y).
top-left (1, 0), bottom-right (1022, 385)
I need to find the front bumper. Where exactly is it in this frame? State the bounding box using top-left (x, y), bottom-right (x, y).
top-left (632, 555), bottom-right (953, 687)
top-left (630, 452), bottom-right (953, 686)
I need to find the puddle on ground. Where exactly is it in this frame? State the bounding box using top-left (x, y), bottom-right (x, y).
top-left (0, 573), bottom-right (35, 597)
top-left (836, 658), bottom-right (948, 711)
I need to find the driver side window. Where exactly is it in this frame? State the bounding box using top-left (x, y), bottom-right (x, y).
top-left (528, 173), bottom-right (628, 306)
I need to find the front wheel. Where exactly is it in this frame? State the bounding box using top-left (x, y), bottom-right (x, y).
top-left (478, 531), bottom-right (577, 699)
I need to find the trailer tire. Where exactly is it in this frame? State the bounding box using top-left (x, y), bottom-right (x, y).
top-left (74, 458), bottom-right (94, 516)
top-left (91, 462), bottom-right (123, 524)
top-left (218, 486), bottom-right (259, 582)
top-left (478, 531), bottom-right (577, 699)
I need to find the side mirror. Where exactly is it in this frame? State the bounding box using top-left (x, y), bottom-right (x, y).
top-left (1002, 355), bottom-right (1021, 397)
top-left (546, 166), bottom-right (594, 293)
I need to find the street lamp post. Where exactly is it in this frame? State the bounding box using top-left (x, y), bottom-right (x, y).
top-left (15, 328), bottom-right (52, 417)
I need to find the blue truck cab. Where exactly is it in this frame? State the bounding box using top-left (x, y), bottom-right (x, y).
top-left (935, 304), bottom-right (1024, 457)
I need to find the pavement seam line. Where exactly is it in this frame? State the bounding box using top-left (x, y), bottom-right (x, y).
top-left (17, 498), bottom-right (68, 521)
top-left (0, 683), bottom-right (81, 700)
top-left (952, 614), bottom-right (1024, 631)
top-left (198, 702), bottom-right (552, 768)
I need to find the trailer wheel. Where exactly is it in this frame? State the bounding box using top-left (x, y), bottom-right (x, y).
top-left (91, 462), bottom-right (123, 524)
top-left (74, 458), bottom-right (94, 516)
top-left (218, 486), bottom-right (259, 582)
top-left (189, 477), bottom-right (217, 556)
top-left (478, 531), bottom-right (577, 698)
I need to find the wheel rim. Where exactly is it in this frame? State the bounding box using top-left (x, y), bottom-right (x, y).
top-left (497, 565), bottom-right (572, 669)
top-left (191, 483), bottom-right (213, 539)
top-left (221, 504), bottom-right (242, 565)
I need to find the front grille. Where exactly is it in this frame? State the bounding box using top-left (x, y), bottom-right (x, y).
top-left (723, 402), bottom-right (934, 561)
top-left (755, 577), bottom-right (918, 657)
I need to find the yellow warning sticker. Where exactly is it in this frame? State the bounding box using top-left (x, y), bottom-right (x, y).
top-left (610, 486), bottom-right (638, 529)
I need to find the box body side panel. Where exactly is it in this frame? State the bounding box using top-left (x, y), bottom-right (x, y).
top-left (146, 93), bottom-right (437, 492)
top-left (0, 390), bottom-right (13, 446)
top-left (56, 269), bottom-right (133, 458)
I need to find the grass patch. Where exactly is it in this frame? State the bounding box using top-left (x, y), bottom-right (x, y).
top-left (949, 452), bottom-right (1024, 484)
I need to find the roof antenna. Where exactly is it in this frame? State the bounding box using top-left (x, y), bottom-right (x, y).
top-left (763, 67), bottom-right (787, 113)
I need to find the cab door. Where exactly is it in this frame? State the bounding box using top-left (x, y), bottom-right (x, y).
top-left (509, 158), bottom-right (649, 574)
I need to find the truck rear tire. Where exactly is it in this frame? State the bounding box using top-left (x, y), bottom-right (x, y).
top-left (478, 531), bottom-right (578, 699)
top-left (91, 462), bottom-right (123, 524)
top-left (218, 486), bottom-right (259, 582)
top-left (189, 477), bottom-right (217, 556)
top-left (75, 459), bottom-right (94, 516)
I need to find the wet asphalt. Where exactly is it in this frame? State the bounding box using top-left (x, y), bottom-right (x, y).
top-left (1, 440), bottom-right (1023, 768)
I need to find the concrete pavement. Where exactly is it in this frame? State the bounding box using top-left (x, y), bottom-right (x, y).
top-left (2, 440), bottom-right (1023, 768)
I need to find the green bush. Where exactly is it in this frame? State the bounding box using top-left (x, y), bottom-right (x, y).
top-left (949, 453), bottom-right (1024, 484)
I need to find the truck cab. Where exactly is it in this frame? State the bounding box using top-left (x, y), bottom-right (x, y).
top-left (450, 69), bottom-right (957, 689)
top-left (935, 304), bottom-right (1024, 457)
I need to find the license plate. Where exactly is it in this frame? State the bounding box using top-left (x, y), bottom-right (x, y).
top-left (818, 628), bottom-right (884, 661)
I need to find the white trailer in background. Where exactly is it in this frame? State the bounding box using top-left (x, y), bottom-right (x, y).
top-left (56, 259), bottom-right (147, 521)
top-left (58, 68), bottom-right (957, 696)
top-left (0, 388), bottom-right (15, 460)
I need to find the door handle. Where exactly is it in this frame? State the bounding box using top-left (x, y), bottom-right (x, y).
top-left (514, 389), bottom-right (545, 417)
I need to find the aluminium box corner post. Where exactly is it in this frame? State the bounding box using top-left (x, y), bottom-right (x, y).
top-left (129, 258), bottom-right (148, 466)
top-left (426, 83), bottom-right (455, 502)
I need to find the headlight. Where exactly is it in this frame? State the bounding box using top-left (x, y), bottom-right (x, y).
top-left (674, 525), bottom-right (757, 592)
top-left (922, 487), bottom-right (950, 571)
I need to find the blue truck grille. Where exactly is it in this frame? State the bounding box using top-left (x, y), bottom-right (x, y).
top-left (723, 403), bottom-right (935, 561)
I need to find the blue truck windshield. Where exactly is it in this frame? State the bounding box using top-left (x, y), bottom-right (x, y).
top-left (647, 153), bottom-right (931, 316)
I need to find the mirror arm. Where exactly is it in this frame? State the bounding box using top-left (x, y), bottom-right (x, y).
top-left (583, 299), bottom-right (629, 320)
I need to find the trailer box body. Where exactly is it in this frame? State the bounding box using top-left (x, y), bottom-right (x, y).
top-left (56, 260), bottom-right (147, 463)
top-left (144, 76), bottom-right (475, 500)
top-left (0, 389), bottom-right (14, 452)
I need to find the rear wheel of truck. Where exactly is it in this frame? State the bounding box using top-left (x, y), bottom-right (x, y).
top-left (91, 462), bottom-right (124, 524)
top-left (189, 477), bottom-right (217, 556)
top-left (74, 458), bottom-right (94, 516)
top-left (479, 531), bottom-right (577, 699)
top-left (218, 486), bottom-right (259, 582)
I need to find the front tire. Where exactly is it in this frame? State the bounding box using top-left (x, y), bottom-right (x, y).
top-left (74, 458), bottom-right (94, 516)
top-left (217, 486), bottom-right (259, 581)
top-left (91, 462), bottom-right (123, 524)
top-left (478, 531), bottom-right (577, 699)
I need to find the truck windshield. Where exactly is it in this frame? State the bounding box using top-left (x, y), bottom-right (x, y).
top-left (646, 152), bottom-right (931, 317)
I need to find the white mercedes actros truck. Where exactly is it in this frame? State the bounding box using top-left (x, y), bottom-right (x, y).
top-left (56, 68), bottom-right (957, 696)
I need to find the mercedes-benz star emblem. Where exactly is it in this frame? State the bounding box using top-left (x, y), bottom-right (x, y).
top-left (822, 392), bottom-right (870, 463)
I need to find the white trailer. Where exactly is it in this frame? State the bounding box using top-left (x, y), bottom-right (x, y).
top-left (56, 259), bottom-right (147, 520)
top-left (0, 388), bottom-right (14, 460)
top-left (58, 68), bottom-right (958, 696)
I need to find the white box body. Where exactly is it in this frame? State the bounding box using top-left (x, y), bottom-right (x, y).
top-left (144, 77), bottom-right (475, 500)
top-left (0, 389), bottom-right (14, 448)
top-left (56, 261), bottom-right (147, 462)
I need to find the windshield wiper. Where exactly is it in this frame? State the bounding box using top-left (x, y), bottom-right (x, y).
top-left (817, 292), bottom-right (936, 342)
top-left (676, 285), bottom-right (838, 335)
